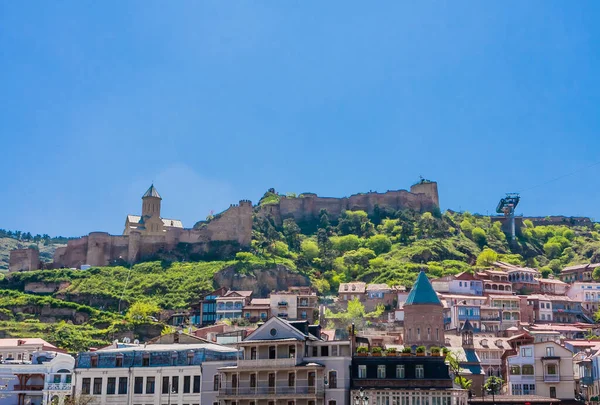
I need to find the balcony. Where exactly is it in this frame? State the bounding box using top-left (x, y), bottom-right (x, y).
top-left (481, 316), bottom-right (501, 321)
top-left (581, 376), bottom-right (593, 385)
top-left (298, 301), bottom-right (311, 307)
top-left (544, 375), bottom-right (560, 383)
top-left (277, 302), bottom-right (289, 307)
top-left (14, 385), bottom-right (44, 391)
top-left (238, 358), bottom-right (298, 368)
top-left (45, 382), bottom-right (72, 391)
top-left (458, 314), bottom-right (480, 321)
top-left (218, 385), bottom-right (323, 398)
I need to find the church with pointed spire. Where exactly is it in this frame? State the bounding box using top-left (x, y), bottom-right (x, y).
top-left (403, 271), bottom-right (445, 348)
top-left (123, 184), bottom-right (184, 236)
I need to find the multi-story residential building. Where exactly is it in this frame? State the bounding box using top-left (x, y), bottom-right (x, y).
top-left (217, 316), bottom-right (352, 405)
top-left (190, 287), bottom-right (228, 326)
top-left (477, 269), bottom-right (513, 295)
top-left (431, 272), bottom-right (483, 296)
top-left (0, 350), bottom-right (74, 405)
top-left (0, 338), bottom-right (63, 362)
top-left (488, 295), bottom-right (520, 329)
top-left (507, 267), bottom-right (539, 293)
top-left (338, 282), bottom-right (367, 304)
top-left (243, 298), bottom-right (271, 323)
top-left (438, 295), bottom-right (487, 331)
top-left (524, 295), bottom-right (554, 323)
top-left (550, 296), bottom-right (589, 323)
top-left (506, 341), bottom-right (575, 399)
top-left (559, 263), bottom-right (600, 283)
top-left (538, 278), bottom-right (568, 295)
top-left (364, 284), bottom-right (398, 312)
top-left (216, 290), bottom-right (253, 320)
top-left (73, 342), bottom-right (239, 405)
top-left (351, 351), bottom-right (468, 405)
top-left (271, 287), bottom-right (319, 323)
top-left (566, 282), bottom-right (600, 314)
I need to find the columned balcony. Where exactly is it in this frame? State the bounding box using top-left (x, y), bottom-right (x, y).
top-left (218, 385), bottom-right (323, 399)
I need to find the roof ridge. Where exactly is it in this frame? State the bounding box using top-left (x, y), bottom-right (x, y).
top-left (405, 271), bottom-right (442, 306)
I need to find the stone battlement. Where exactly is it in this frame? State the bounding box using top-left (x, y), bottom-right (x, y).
top-left (259, 181), bottom-right (439, 225)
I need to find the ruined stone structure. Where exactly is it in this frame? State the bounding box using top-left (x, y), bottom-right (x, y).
top-left (259, 180), bottom-right (439, 225)
top-left (8, 248), bottom-right (40, 272)
top-left (51, 186), bottom-right (253, 268)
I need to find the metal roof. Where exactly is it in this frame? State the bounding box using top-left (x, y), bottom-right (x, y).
top-left (405, 271), bottom-right (442, 306)
top-left (142, 184), bottom-right (162, 199)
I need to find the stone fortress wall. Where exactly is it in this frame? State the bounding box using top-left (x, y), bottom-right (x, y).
top-left (50, 201), bottom-right (253, 269)
top-left (259, 181), bottom-right (440, 225)
top-left (9, 181), bottom-right (440, 271)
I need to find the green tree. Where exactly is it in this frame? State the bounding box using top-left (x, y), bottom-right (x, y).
top-left (332, 235), bottom-right (361, 253)
top-left (540, 268), bottom-right (552, 279)
top-left (325, 298), bottom-right (384, 329)
top-left (126, 301), bottom-right (161, 323)
top-left (366, 234), bottom-right (392, 255)
top-left (337, 210), bottom-right (375, 237)
top-left (343, 248), bottom-right (376, 268)
top-left (282, 219), bottom-right (302, 251)
top-left (301, 240), bottom-right (320, 262)
top-left (312, 278), bottom-right (331, 295)
top-left (484, 376), bottom-right (503, 396)
top-left (476, 248), bottom-right (498, 267)
top-left (472, 227), bottom-right (487, 247)
top-left (445, 351), bottom-right (473, 390)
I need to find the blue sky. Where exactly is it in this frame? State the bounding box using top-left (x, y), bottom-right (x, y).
top-left (1, 2), bottom-right (599, 237)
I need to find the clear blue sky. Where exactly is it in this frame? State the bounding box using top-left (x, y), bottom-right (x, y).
top-left (1, 2), bottom-right (599, 237)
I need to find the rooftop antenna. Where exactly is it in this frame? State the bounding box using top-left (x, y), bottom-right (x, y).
top-left (496, 193), bottom-right (520, 241)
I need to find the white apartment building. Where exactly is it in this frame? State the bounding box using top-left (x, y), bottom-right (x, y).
top-left (72, 342), bottom-right (239, 405)
top-left (507, 341), bottom-right (575, 400)
top-left (0, 350), bottom-right (74, 405)
top-left (566, 282), bottom-right (600, 313)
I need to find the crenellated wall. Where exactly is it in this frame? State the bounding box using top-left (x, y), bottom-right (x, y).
top-left (51, 200), bottom-right (254, 268)
top-left (9, 248), bottom-right (40, 272)
top-left (259, 182), bottom-right (439, 225)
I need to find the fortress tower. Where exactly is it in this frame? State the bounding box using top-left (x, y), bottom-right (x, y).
top-left (123, 185), bottom-right (183, 236)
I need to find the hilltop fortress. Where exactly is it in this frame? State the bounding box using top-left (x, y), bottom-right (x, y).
top-left (9, 181), bottom-right (439, 271)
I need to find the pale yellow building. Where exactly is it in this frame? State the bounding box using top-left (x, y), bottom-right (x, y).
top-left (507, 341), bottom-right (575, 400)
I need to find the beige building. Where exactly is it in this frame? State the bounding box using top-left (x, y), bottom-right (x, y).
top-left (217, 317), bottom-right (352, 405)
top-left (270, 287), bottom-right (319, 323)
top-left (123, 184), bottom-right (183, 236)
top-left (507, 341), bottom-right (575, 399)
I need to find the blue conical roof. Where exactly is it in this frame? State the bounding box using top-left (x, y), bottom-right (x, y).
top-left (142, 184), bottom-right (161, 199)
top-left (405, 271), bottom-right (441, 306)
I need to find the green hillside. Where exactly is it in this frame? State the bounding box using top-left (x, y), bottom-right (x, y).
top-left (1, 204), bottom-right (599, 350)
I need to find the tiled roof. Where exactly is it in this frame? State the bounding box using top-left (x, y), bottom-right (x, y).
top-left (249, 298), bottom-right (270, 306)
top-left (143, 184), bottom-right (162, 199)
top-left (537, 278), bottom-right (567, 285)
top-left (0, 338), bottom-right (58, 349)
top-left (366, 283), bottom-right (391, 292)
top-left (405, 272), bottom-right (441, 306)
top-left (338, 282), bottom-right (367, 294)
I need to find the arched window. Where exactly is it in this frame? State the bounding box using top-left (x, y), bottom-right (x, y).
top-left (328, 371), bottom-right (337, 389)
top-left (510, 365), bottom-right (521, 375)
top-left (522, 365), bottom-right (534, 375)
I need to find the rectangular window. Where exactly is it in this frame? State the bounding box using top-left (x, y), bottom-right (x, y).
top-left (82, 378), bottom-right (91, 395)
top-left (550, 387), bottom-right (557, 398)
top-left (289, 345), bottom-right (296, 358)
top-left (115, 357), bottom-right (123, 367)
top-left (332, 346), bottom-right (338, 357)
top-left (134, 377), bottom-right (143, 394)
top-left (163, 376), bottom-right (170, 394)
top-left (416, 365), bottom-right (424, 379)
top-left (417, 328), bottom-right (421, 340)
top-left (146, 377), bottom-right (155, 394)
top-left (142, 355), bottom-right (150, 367)
top-left (118, 377), bottom-right (128, 395)
top-left (520, 347), bottom-right (532, 357)
top-left (93, 378), bottom-right (102, 395)
top-left (90, 357), bottom-right (98, 368)
top-left (193, 376), bottom-right (201, 393)
top-left (250, 347), bottom-right (257, 360)
top-left (183, 376), bottom-right (191, 393)
top-left (269, 346), bottom-right (276, 359)
top-left (288, 373), bottom-right (295, 387)
top-left (172, 376), bottom-right (179, 394)
top-left (322, 346), bottom-right (329, 357)
top-left (377, 365), bottom-right (386, 378)
top-left (358, 365), bottom-right (367, 378)
top-left (546, 347), bottom-right (555, 357)
top-left (396, 365), bottom-right (405, 379)
top-left (213, 375), bottom-right (219, 391)
top-left (106, 377), bottom-right (116, 395)
top-left (547, 364), bottom-right (557, 375)
top-left (427, 328), bottom-right (431, 341)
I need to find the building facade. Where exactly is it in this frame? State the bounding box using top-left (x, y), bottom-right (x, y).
top-left (217, 317), bottom-right (352, 405)
top-left (506, 341), bottom-right (575, 400)
top-left (0, 351), bottom-right (74, 405)
top-left (73, 343), bottom-right (239, 405)
top-left (403, 272), bottom-right (445, 348)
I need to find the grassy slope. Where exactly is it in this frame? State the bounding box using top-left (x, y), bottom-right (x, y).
top-left (0, 237), bottom-right (64, 271)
